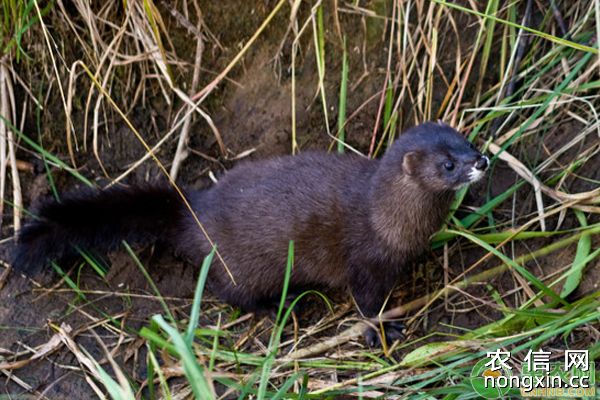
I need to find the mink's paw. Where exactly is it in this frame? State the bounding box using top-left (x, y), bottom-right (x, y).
top-left (364, 321), bottom-right (406, 348)
top-left (252, 295), bottom-right (301, 321)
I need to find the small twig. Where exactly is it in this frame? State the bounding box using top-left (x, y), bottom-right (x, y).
top-left (0, 59), bottom-right (8, 230)
top-left (367, 0), bottom-right (396, 158)
top-left (489, 142), bottom-right (600, 211)
top-left (0, 263), bottom-right (11, 291)
top-left (170, 16), bottom-right (205, 181)
top-left (4, 65), bottom-right (22, 233)
top-left (490, 0), bottom-right (533, 137)
top-left (549, 0), bottom-right (568, 37)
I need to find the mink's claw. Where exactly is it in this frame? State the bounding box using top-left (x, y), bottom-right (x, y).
top-left (364, 321), bottom-right (406, 348)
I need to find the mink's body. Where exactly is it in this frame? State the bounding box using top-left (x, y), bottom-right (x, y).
top-left (186, 154), bottom-right (403, 313)
top-left (13, 122), bottom-right (488, 345)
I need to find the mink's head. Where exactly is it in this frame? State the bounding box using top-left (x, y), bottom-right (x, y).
top-left (385, 122), bottom-right (489, 192)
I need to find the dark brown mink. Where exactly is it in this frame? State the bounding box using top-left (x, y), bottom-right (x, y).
top-left (12, 121), bottom-right (489, 346)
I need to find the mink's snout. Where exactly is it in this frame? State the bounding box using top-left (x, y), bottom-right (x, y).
top-left (475, 155), bottom-right (489, 171)
top-left (465, 154), bottom-right (489, 184)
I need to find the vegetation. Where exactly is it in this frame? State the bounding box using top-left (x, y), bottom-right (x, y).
top-left (0, 0), bottom-right (598, 398)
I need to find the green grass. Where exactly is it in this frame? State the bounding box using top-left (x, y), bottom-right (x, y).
top-left (336, 36), bottom-right (348, 154)
top-left (1, 0), bottom-right (48, 61)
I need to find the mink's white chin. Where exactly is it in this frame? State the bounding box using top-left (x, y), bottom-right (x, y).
top-left (468, 166), bottom-right (485, 183)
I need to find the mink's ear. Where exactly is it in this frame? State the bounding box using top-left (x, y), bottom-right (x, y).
top-left (402, 151), bottom-right (421, 176)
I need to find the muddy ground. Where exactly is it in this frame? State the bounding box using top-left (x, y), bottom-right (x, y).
top-left (0, 1), bottom-right (599, 398)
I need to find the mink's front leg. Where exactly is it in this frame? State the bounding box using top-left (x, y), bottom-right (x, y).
top-left (349, 266), bottom-right (405, 347)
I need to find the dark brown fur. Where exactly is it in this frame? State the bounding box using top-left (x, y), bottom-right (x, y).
top-left (13, 122), bottom-right (488, 345)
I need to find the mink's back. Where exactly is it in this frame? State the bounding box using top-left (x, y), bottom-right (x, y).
top-left (178, 152), bottom-right (378, 308)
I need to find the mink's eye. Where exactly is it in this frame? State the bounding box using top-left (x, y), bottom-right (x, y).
top-left (444, 161), bottom-right (455, 171)
top-left (469, 143), bottom-right (476, 150)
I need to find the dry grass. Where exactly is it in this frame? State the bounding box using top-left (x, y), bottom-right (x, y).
top-left (0, 0), bottom-right (599, 398)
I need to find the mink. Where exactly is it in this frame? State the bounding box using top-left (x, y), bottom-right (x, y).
top-left (12, 122), bottom-right (489, 346)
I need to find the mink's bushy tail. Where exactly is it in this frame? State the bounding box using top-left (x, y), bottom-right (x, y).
top-left (12, 185), bottom-right (185, 275)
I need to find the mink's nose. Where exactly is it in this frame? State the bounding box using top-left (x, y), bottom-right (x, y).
top-left (475, 155), bottom-right (489, 171)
